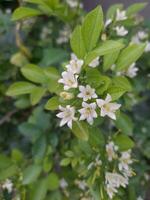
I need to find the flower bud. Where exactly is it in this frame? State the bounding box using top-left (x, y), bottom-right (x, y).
top-left (60, 92), bottom-right (74, 100)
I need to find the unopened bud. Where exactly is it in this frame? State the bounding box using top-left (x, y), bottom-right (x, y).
top-left (101, 33), bottom-right (107, 41)
top-left (60, 92), bottom-right (74, 100)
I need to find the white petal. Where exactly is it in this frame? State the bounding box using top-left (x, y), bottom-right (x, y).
top-left (96, 99), bottom-right (105, 107)
top-left (105, 94), bottom-right (112, 103)
top-left (107, 112), bottom-right (116, 120)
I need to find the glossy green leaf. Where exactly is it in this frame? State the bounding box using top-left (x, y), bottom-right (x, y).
top-left (113, 134), bottom-right (134, 151)
top-left (0, 165), bottom-right (18, 181)
top-left (32, 136), bottom-right (46, 162)
top-left (45, 96), bottom-right (60, 111)
top-left (82, 6), bottom-right (103, 51)
top-left (70, 25), bottom-right (86, 59)
top-left (127, 3), bottom-right (147, 16)
top-left (31, 179), bottom-right (48, 200)
top-left (30, 87), bottom-right (46, 105)
top-left (6, 82), bottom-right (35, 96)
top-left (21, 64), bottom-right (47, 84)
top-left (72, 121), bottom-right (89, 141)
top-left (47, 173), bottom-right (59, 191)
top-left (107, 86), bottom-right (126, 101)
top-left (116, 43), bottom-right (145, 71)
top-left (115, 113), bottom-right (134, 136)
top-left (12, 7), bottom-right (41, 21)
top-left (112, 76), bottom-right (132, 91)
top-left (22, 164), bottom-right (42, 185)
top-left (103, 50), bottom-right (120, 71)
top-left (85, 40), bottom-right (124, 65)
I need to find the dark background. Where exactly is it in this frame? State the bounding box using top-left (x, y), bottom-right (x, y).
top-left (83, 0), bottom-right (150, 19)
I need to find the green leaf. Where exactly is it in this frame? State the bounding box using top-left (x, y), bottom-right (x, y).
top-left (116, 43), bottom-right (145, 71)
top-left (70, 25), bottom-right (86, 59)
top-left (11, 149), bottom-right (23, 163)
top-left (31, 179), bottom-right (48, 200)
top-left (106, 4), bottom-right (123, 19)
top-left (85, 40), bottom-right (124, 65)
top-left (40, 48), bottom-right (68, 66)
top-left (30, 87), bottom-right (46, 105)
top-left (45, 96), bottom-right (60, 111)
top-left (22, 164), bottom-right (42, 185)
top-left (115, 113), bottom-right (133, 136)
top-left (0, 155), bottom-right (13, 169)
top-left (107, 86), bottom-right (126, 101)
top-left (32, 136), bottom-right (46, 162)
top-left (126, 3), bottom-right (147, 16)
top-left (0, 165), bottom-right (18, 181)
top-left (86, 68), bottom-right (102, 88)
top-left (21, 64), bottom-right (47, 84)
top-left (113, 134), bottom-right (134, 151)
top-left (89, 127), bottom-right (105, 148)
top-left (103, 50), bottom-right (120, 71)
top-left (72, 121), bottom-right (89, 141)
top-left (82, 6), bottom-right (103, 51)
top-left (19, 122), bottom-right (42, 142)
top-left (112, 76), bottom-right (132, 91)
top-left (47, 173), bottom-right (59, 191)
top-left (60, 158), bottom-right (71, 166)
top-left (12, 7), bottom-right (41, 21)
top-left (6, 82), bottom-right (35, 96)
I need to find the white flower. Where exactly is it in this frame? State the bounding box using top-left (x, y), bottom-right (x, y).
top-left (66, 0), bottom-right (83, 8)
top-left (60, 91), bottom-right (74, 100)
top-left (104, 18), bottom-right (112, 28)
top-left (116, 9), bottom-right (127, 21)
top-left (106, 172), bottom-right (128, 188)
top-left (106, 184), bottom-right (118, 199)
top-left (96, 94), bottom-right (121, 120)
top-left (145, 41), bottom-right (150, 52)
top-left (137, 196), bottom-right (144, 200)
top-left (2, 179), bottom-right (13, 193)
top-left (131, 35), bottom-right (141, 44)
top-left (126, 63), bottom-right (138, 78)
top-left (58, 71), bottom-right (78, 90)
top-left (56, 25), bottom-right (71, 44)
top-left (60, 178), bottom-right (68, 189)
top-left (79, 102), bottom-right (97, 125)
top-left (115, 26), bottom-right (128, 36)
top-left (75, 180), bottom-right (87, 191)
top-left (77, 85), bottom-right (97, 101)
top-left (106, 141), bottom-right (118, 161)
top-left (56, 105), bottom-right (77, 128)
top-left (119, 150), bottom-right (133, 171)
top-left (89, 57), bottom-right (100, 68)
top-left (66, 55), bottom-right (84, 74)
top-left (137, 31), bottom-right (148, 40)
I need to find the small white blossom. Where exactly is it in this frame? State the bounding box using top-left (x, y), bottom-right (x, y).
top-left (119, 150), bottom-right (133, 171)
top-left (137, 196), bottom-right (144, 200)
top-left (96, 94), bottom-right (121, 120)
top-left (115, 26), bottom-right (128, 36)
top-left (75, 180), bottom-right (87, 191)
top-left (106, 141), bottom-right (118, 161)
top-left (66, 0), bottom-right (83, 8)
top-left (60, 91), bottom-right (74, 100)
top-left (66, 55), bottom-right (84, 74)
top-left (131, 35), bottom-right (141, 44)
top-left (126, 63), bottom-right (138, 78)
top-left (106, 184), bottom-right (118, 199)
top-left (2, 179), bottom-right (13, 193)
top-left (79, 102), bottom-right (97, 125)
top-left (116, 9), bottom-right (127, 21)
top-left (104, 18), bottom-right (112, 28)
top-left (106, 172), bottom-right (128, 188)
top-left (60, 178), bottom-right (68, 189)
top-left (78, 85), bottom-right (97, 101)
top-left (56, 25), bottom-right (71, 44)
top-left (145, 41), bottom-right (150, 52)
top-left (56, 105), bottom-right (77, 128)
top-left (58, 71), bottom-right (78, 90)
top-left (137, 31), bottom-right (148, 40)
top-left (89, 57), bottom-right (100, 68)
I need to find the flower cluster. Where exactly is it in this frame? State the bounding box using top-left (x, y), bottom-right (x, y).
top-left (131, 30), bottom-right (150, 52)
top-left (105, 141), bottom-right (134, 199)
top-left (57, 54), bottom-right (121, 128)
